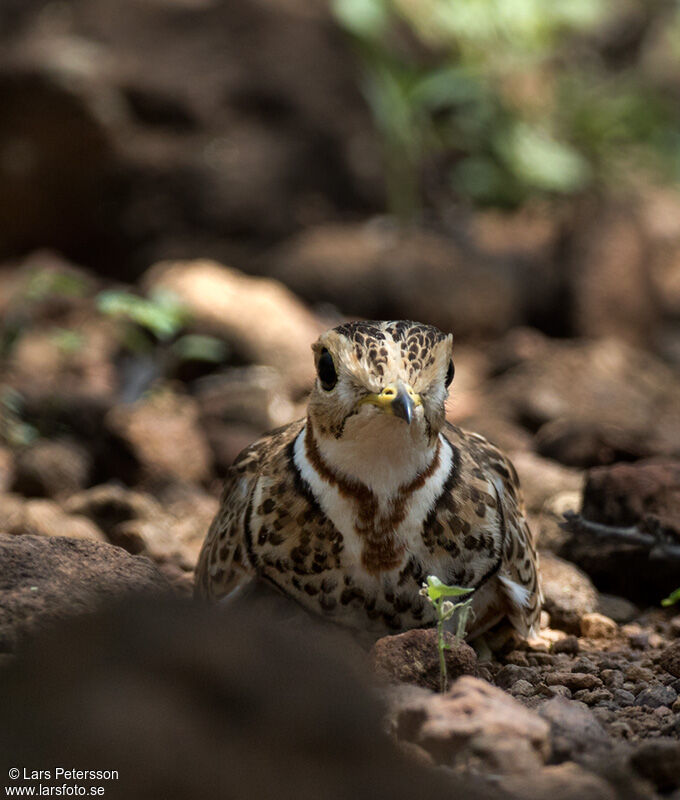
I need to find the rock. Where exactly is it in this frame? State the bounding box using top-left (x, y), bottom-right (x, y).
top-left (510, 679), bottom-right (535, 697)
top-left (0, 533), bottom-right (170, 652)
top-left (63, 483), bottom-right (161, 535)
top-left (560, 459), bottom-right (680, 603)
top-left (489, 338), bottom-right (680, 457)
top-left (4, 497), bottom-right (105, 542)
top-left (596, 594), bottom-right (639, 623)
top-left (396, 676), bottom-right (550, 772)
top-left (581, 459), bottom-right (680, 530)
top-left (670, 616), bottom-right (680, 637)
top-left (545, 673), bottom-right (603, 692)
top-left (194, 367), bottom-right (301, 432)
top-left (566, 202), bottom-right (657, 347)
top-left (538, 697), bottom-right (611, 761)
top-left (11, 438), bottom-right (92, 499)
top-left (540, 552), bottom-right (598, 635)
top-left (635, 684), bottom-right (678, 709)
top-left (534, 419), bottom-right (654, 469)
top-left (580, 613), bottom-right (618, 640)
top-left (64, 482), bottom-right (217, 569)
top-left (552, 636), bottom-right (579, 656)
top-left (612, 689), bottom-right (636, 707)
top-left (495, 663), bottom-right (537, 690)
top-left (267, 223), bottom-right (525, 338)
top-left (142, 260), bottom-right (325, 393)
top-left (371, 628), bottom-right (477, 692)
top-left (629, 740), bottom-right (680, 793)
top-left (508, 450), bottom-right (583, 513)
top-left (500, 763), bottom-right (617, 800)
top-left (660, 641), bottom-right (680, 678)
top-left (106, 388), bottom-right (213, 484)
top-left (0, 598), bottom-right (482, 800)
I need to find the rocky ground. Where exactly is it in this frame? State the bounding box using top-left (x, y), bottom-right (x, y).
top-left (1, 250), bottom-right (679, 799)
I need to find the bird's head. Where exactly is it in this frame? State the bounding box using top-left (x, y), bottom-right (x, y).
top-left (307, 320), bottom-right (454, 447)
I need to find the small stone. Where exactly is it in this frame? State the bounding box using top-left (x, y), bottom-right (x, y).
top-left (580, 612), bottom-right (617, 639)
top-left (625, 664), bottom-right (655, 682)
top-left (612, 689), bottom-right (636, 707)
top-left (636, 683), bottom-right (678, 708)
top-left (504, 650), bottom-right (530, 667)
top-left (545, 672), bottom-right (603, 691)
top-left (12, 438), bottom-right (92, 500)
top-left (552, 635), bottom-right (579, 655)
top-left (601, 669), bottom-right (624, 690)
top-left (539, 697), bottom-right (611, 761)
top-left (547, 685), bottom-right (572, 699)
top-left (597, 593), bottom-right (639, 623)
top-left (670, 616), bottom-right (680, 638)
top-left (371, 629), bottom-right (476, 692)
top-left (540, 553), bottom-right (598, 635)
top-left (511, 679), bottom-right (535, 697)
top-left (496, 664), bottom-right (535, 690)
top-left (672, 697), bottom-right (680, 713)
top-left (660, 641), bottom-right (680, 678)
top-left (571, 657), bottom-right (599, 674)
top-left (628, 632), bottom-right (649, 650)
top-left (572, 688), bottom-right (612, 706)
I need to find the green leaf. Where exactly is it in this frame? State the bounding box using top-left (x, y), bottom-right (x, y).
top-left (97, 289), bottom-right (190, 341)
top-left (332, 0), bottom-right (389, 38)
top-left (425, 575), bottom-right (474, 601)
top-left (498, 122), bottom-right (590, 193)
top-left (172, 335), bottom-right (228, 363)
top-left (662, 588), bottom-right (680, 607)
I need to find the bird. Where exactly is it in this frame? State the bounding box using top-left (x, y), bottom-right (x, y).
top-left (195, 320), bottom-right (541, 646)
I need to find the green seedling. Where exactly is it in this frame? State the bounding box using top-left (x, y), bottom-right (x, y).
top-left (662, 589), bottom-right (680, 608)
top-left (420, 575), bottom-right (474, 692)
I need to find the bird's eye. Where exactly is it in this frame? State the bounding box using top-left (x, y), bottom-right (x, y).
top-left (317, 348), bottom-right (337, 391)
top-left (445, 360), bottom-right (454, 388)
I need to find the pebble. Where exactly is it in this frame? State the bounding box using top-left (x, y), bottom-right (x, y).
top-left (629, 632), bottom-right (649, 650)
top-left (580, 613), bottom-right (618, 639)
top-left (625, 664), bottom-right (655, 682)
top-left (612, 689), bottom-right (636, 707)
top-left (511, 679), bottom-right (535, 697)
top-left (636, 684), bottom-right (678, 709)
top-left (546, 672), bottom-right (603, 691)
top-left (601, 669), bottom-right (624, 689)
top-left (573, 688), bottom-right (612, 706)
top-left (552, 635), bottom-right (579, 655)
top-left (571, 657), bottom-right (599, 675)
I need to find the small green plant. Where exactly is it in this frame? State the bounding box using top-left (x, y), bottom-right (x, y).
top-left (420, 575), bottom-right (474, 692)
top-left (662, 589), bottom-right (680, 608)
top-left (96, 288), bottom-right (227, 363)
top-left (0, 387), bottom-right (38, 448)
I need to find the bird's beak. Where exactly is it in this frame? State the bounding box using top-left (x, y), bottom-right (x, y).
top-left (360, 383), bottom-right (420, 425)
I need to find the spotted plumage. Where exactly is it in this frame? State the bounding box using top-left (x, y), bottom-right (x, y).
top-left (195, 320), bottom-right (541, 643)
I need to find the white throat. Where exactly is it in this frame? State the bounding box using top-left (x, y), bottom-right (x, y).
top-left (310, 411), bottom-right (437, 500)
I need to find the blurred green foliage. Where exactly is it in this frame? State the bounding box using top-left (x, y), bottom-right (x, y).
top-left (97, 288), bottom-right (227, 364)
top-left (333, 0), bottom-right (680, 216)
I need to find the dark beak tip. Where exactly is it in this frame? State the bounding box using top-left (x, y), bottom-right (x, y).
top-left (391, 390), bottom-right (414, 425)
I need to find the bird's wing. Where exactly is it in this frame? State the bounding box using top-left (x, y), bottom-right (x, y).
top-left (194, 420), bottom-right (305, 600)
top-left (443, 423), bottom-right (542, 638)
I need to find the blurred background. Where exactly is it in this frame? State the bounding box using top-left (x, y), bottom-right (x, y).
top-left (0, 0), bottom-right (679, 599)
